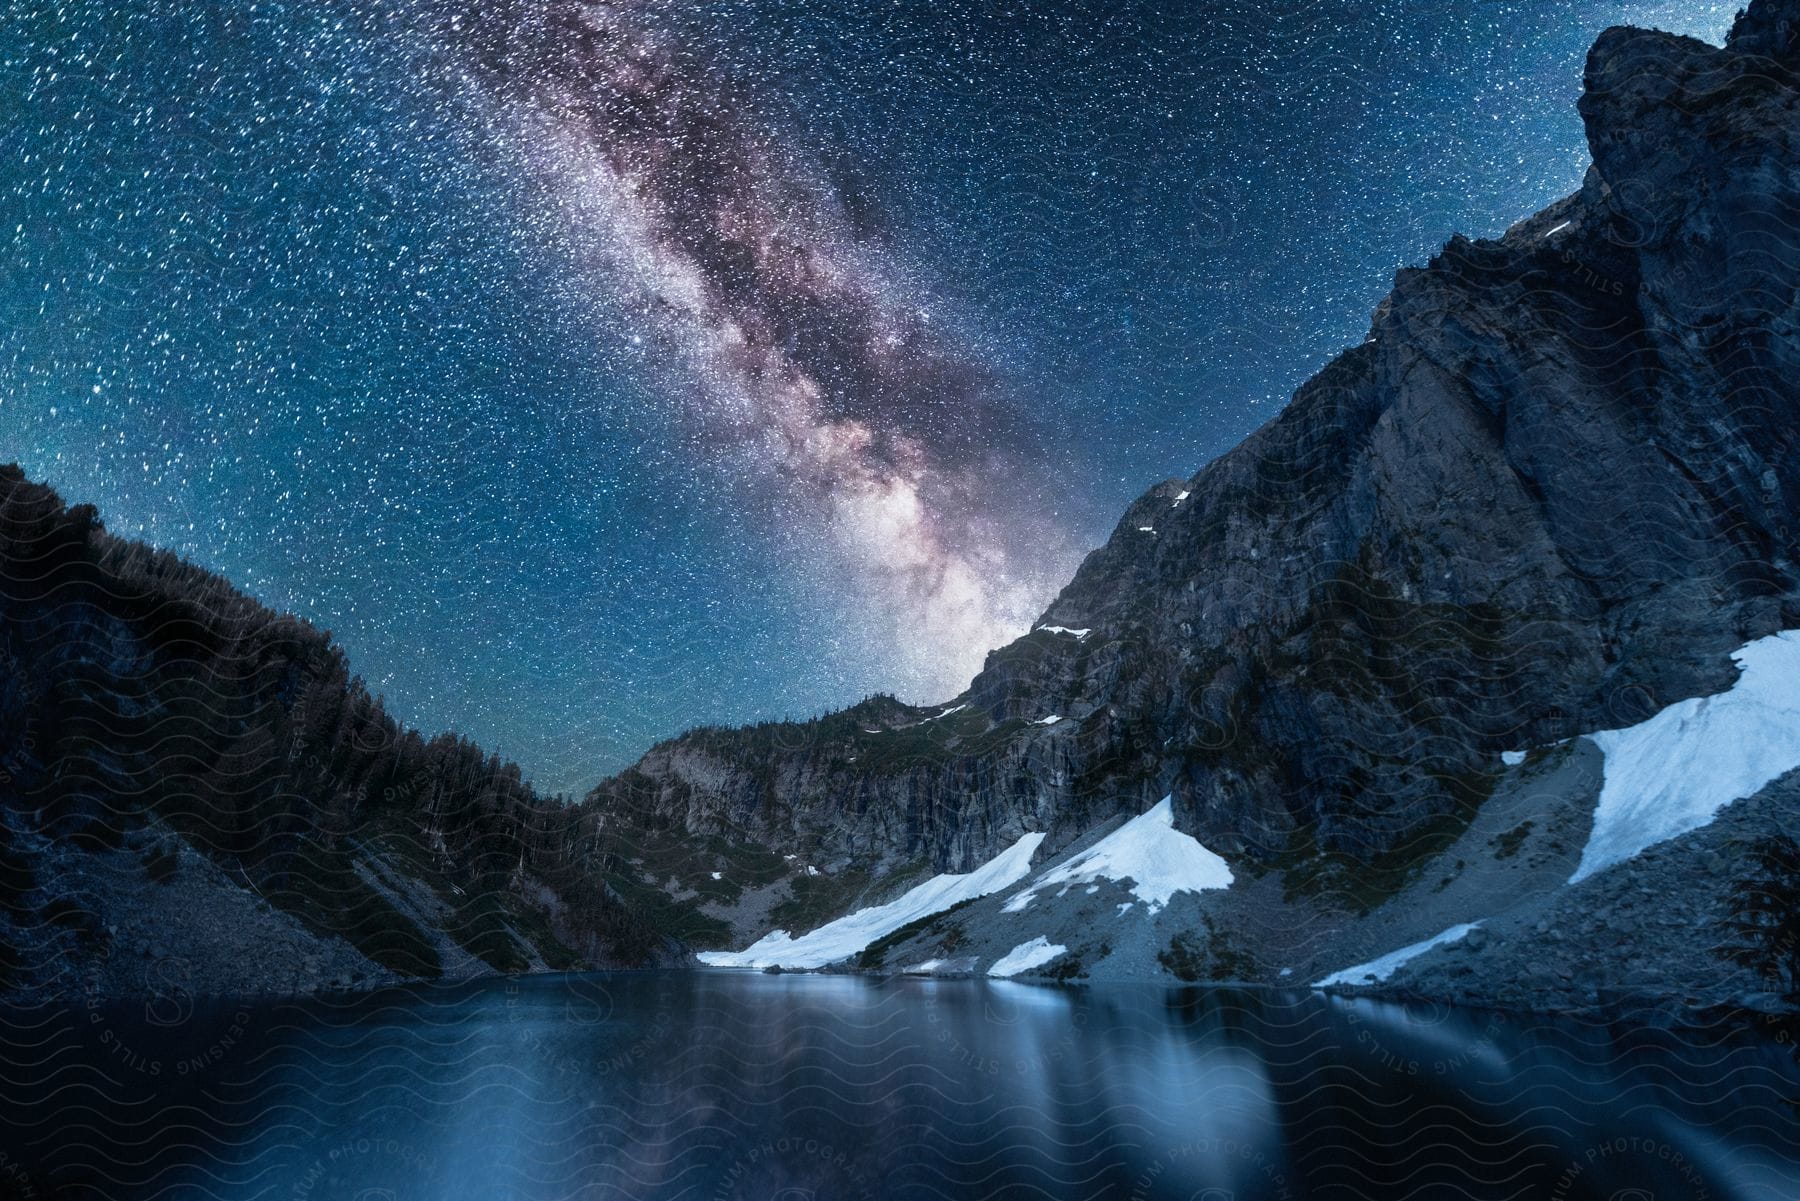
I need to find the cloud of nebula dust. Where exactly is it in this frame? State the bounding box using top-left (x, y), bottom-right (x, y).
top-left (454, 0), bottom-right (1078, 700)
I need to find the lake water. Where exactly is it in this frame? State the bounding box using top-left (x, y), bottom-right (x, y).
top-left (2, 972), bottom-right (1796, 1200)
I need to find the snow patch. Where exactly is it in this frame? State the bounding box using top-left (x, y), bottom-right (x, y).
top-left (1137, 526), bottom-right (1156, 533)
top-left (710, 871), bottom-right (723, 881)
top-left (697, 831), bottom-right (1046, 969)
top-left (1500, 750), bottom-right (1527, 767)
top-left (1034, 714), bottom-right (1063, 726)
top-left (1173, 490), bottom-right (1190, 505)
top-left (1314, 923), bottom-right (1481, 988)
top-left (1039, 626), bottom-right (1091, 639)
top-left (1003, 797), bottom-right (1232, 916)
top-left (988, 936), bottom-right (1068, 978)
top-left (1543, 220), bottom-right (1572, 238)
top-left (1572, 631), bottom-right (1800, 884)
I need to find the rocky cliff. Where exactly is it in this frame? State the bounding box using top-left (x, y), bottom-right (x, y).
top-left (598, 1), bottom-right (1800, 948)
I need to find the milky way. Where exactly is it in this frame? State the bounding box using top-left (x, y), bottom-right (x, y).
top-left (0, 0), bottom-right (1736, 791)
top-left (459, 0), bottom-right (1073, 692)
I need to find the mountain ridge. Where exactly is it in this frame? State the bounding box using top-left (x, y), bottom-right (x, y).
top-left (593, 0), bottom-right (1800, 957)
top-left (0, 465), bottom-right (685, 1000)
top-left (3, 1), bottom-right (1798, 1004)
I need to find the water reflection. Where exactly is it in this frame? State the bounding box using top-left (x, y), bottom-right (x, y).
top-left (0, 973), bottom-right (1793, 1200)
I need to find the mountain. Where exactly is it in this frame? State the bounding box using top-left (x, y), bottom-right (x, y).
top-left (596, 0), bottom-right (1800, 1004)
top-left (0, 466), bottom-right (680, 1000)
top-left (6, 2), bottom-right (1797, 1010)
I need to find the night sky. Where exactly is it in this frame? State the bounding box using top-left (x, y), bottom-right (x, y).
top-left (2, 1), bottom-right (1735, 794)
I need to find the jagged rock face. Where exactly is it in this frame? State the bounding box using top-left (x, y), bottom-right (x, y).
top-left (592, 2), bottom-right (1800, 882)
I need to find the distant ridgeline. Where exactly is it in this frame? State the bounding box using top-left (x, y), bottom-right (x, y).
top-left (0, 466), bottom-right (677, 995)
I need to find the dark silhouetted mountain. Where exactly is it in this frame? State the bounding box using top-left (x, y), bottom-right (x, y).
top-left (0, 467), bottom-right (678, 997)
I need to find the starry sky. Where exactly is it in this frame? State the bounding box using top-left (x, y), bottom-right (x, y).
top-left (1, 0), bottom-right (1735, 794)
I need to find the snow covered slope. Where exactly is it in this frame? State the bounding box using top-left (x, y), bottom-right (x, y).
top-left (988, 936), bottom-right (1068, 978)
top-left (1002, 797), bottom-right (1232, 916)
top-left (1314, 923), bottom-right (1482, 988)
top-left (1573, 631), bottom-right (1800, 883)
top-left (697, 832), bottom-right (1045, 969)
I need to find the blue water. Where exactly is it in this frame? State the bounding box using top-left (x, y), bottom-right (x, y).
top-left (2, 973), bottom-right (1796, 1199)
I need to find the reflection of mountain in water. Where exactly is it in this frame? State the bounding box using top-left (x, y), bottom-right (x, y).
top-left (1, 975), bottom-right (1793, 1199)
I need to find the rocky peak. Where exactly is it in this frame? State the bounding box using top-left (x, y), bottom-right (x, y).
top-left (586, 6), bottom-right (1800, 929)
top-left (1728, 0), bottom-right (1800, 58)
